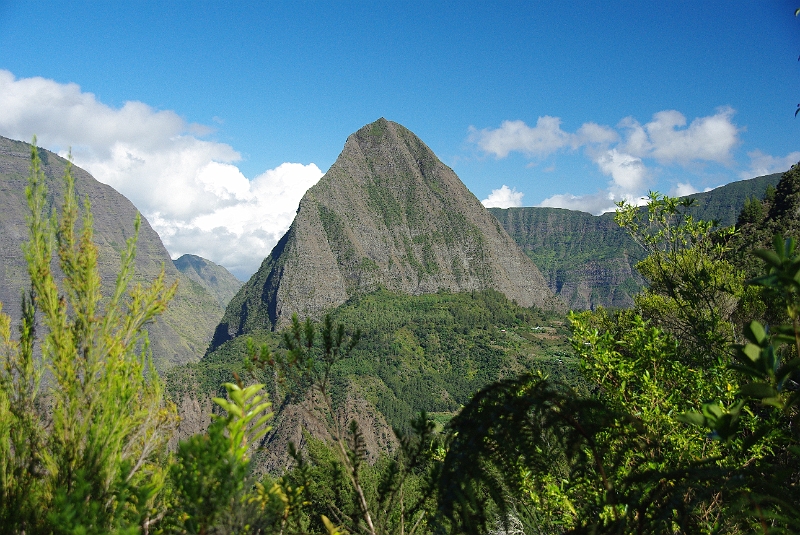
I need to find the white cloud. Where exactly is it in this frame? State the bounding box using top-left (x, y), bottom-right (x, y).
top-left (0, 70), bottom-right (322, 279)
top-left (470, 109), bottom-right (739, 167)
top-left (574, 122), bottom-right (619, 148)
top-left (153, 162), bottom-right (323, 278)
top-left (468, 117), bottom-right (570, 158)
top-left (481, 185), bottom-right (524, 208)
top-left (538, 191), bottom-right (619, 215)
top-left (537, 150), bottom-right (649, 215)
top-left (672, 182), bottom-right (700, 197)
top-left (470, 108), bottom-right (742, 213)
top-left (620, 107), bottom-right (739, 164)
top-left (741, 150), bottom-right (800, 179)
top-left (596, 149), bottom-right (648, 192)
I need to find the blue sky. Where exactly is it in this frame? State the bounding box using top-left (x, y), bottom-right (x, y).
top-left (0, 1), bottom-right (798, 278)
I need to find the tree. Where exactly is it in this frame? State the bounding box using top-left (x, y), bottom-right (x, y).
top-left (168, 380), bottom-right (273, 534)
top-left (247, 314), bottom-right (441, 535)
top-left (614, 192), bottom-right (743, 357)
top-left (438, 194), bottom-right (800, 534)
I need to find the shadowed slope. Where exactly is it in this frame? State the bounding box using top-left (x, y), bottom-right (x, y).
top-left (174, 254), bottom-right (243, 309)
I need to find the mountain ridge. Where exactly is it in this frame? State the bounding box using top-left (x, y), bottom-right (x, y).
top-left (489, 172), bottom-right (783, 310)
top-left (173, 253), bottom-right (243, 309)
top-left (0, 135), bottom-right (224, 368)
top-left (213, 119), bottom-right (561, 347)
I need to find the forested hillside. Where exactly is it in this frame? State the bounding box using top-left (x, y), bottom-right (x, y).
top-left (168, 288), bottom-right (576, 473)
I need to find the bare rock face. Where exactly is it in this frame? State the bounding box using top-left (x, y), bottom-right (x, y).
top-left (215, 119), bottom-right (561, 343)
top-left (0, 136), bottom-right (223, 368)
top-left (254, 389), bottom-right (398, 475)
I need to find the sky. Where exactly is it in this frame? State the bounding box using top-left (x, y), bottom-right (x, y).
top-left (0, 1), bottom-right (798, 280)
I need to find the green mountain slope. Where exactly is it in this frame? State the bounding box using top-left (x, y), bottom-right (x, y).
top-left (214, 119), bottom-right (560, 347)
top-left (489, 208), bottom-right (643, 310)
top-left (0, 136), bottom-right (224, 368)
top-left (728, 165), bottom-right (800, 279)
top-left (490, 172), bottom-right (783, 311)
top-left (167, 289), bottom-right (577, 473)
top-left (684, 173), bottom-right (782, 227)
top-left (173, 253), bottom-right (243, 309)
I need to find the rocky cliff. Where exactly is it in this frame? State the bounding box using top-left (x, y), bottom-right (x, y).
top-left (489, 208), bottom-right (643, 310)
top-left (0, 136), bottom-right (223, 368)
top-left (214, 118), bottom-right (561, 344)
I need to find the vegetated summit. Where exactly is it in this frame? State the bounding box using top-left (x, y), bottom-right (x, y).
top-left (214, 118), bottom-right (561, 345)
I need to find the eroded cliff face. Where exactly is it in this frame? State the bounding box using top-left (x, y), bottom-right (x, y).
top-left (488, 173), bottom-right (784, 311)
top-left (252, 390), bottom-right (398, 475)
top-left (215, 119), bottom-right (561, 343)
top-left (0, 136), bottom-right (223, 368)
top-left (489, 207), bottom-right (645, 310)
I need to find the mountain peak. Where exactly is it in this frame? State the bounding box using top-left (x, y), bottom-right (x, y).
top-left (214, 120), bottom-right (561, 345)
top-left (173, 254), bottom-right (243, 309)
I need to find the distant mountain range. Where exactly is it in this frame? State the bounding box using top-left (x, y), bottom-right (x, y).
top-left (0, 130), bottom-right (781, 365)
top-left (490, 173), bottom-right (782, 310)
top-left (173, 253), bottom-right (242, 309)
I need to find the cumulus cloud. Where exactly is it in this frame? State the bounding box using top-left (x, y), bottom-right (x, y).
top-left (469, 109), bottom-right (739, 166)
top-left (0, 70), bottom-right (322, 279)
top-left (470, 108), bottom-right (743, 214)
top-left (468, 117), bottom-right (570, 158)
top-left (741, 150), bottom-right (800, 179)
top-left (538, 190), bottom-right (648, 215)
top-left (481, 185), bottom-right (524, 208)
top-left (540, 149), bottom-right (648, 214)
top-left (574, 122), bottom-right (619, 149)
top-left (596, 149), bottom-right (648, 192)
top-left (538, 191), bottom-right (616, 215)
top-left (671, 182), bottom-right (700, 197)
top-left (620, 107), bottom-right (739, 164)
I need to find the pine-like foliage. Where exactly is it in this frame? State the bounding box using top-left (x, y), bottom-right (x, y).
top-left (0, 143), bottom-right (178, 534)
